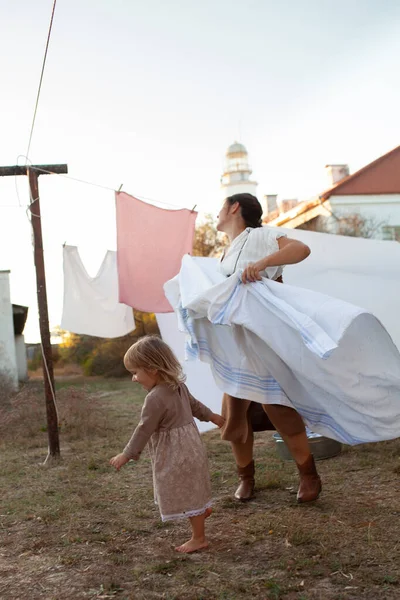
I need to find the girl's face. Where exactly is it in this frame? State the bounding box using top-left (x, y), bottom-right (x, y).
top-left (131, 367), bottom-right (158, 391)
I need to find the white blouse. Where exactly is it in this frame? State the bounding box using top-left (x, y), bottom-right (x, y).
top-left (219, 227), bottom-right (287, 281)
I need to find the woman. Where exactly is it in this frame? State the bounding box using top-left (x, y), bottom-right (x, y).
top-left (216, 193), bottom-right (321, 503)
top-left (165, 194), bottom-right (400, 505)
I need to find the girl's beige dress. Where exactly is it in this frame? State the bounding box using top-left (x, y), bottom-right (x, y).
top-left (123, 382), bottom-right (213, 521)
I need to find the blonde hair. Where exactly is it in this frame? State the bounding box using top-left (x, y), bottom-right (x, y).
top-left (124, 335), bottom-right (186, 389)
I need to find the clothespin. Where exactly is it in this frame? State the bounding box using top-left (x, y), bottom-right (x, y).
top-left (63, 241), bottom-right (66, 248)
top-left (117, 184), bottom-right (123, 192)
top-left (191, 204), bottom-right (197, 212)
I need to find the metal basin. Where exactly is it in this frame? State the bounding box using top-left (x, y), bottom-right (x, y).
top-left (273, 432), bottom-right (342, 461)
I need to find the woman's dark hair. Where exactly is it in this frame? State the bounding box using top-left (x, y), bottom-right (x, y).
top-left (226, 193), bottom-right (263, 228)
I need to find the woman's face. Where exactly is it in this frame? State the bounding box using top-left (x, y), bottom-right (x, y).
top-left (217, 200), bottom-right (233, 232)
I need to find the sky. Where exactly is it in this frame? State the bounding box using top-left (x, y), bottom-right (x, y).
top-left (1, 0), bottom-right (400, 342)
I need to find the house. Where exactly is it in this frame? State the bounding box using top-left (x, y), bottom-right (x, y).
top-left (264, 145), bottom-right (400, 240)
top-left (13, 304), bottom-right (29, 381)
top-left (0, 270), bottom-right (28, 389)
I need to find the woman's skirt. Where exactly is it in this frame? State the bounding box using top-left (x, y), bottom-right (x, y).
top-left (165, 255), bottom-right (400, 446)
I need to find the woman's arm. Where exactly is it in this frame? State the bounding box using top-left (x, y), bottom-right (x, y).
top-left (242, 237), bottom-right (310, 283)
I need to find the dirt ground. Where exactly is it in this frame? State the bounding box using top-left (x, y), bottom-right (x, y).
top-left (1, 378), bottom-right (399, 600)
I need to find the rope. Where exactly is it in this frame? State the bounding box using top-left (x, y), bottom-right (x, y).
top-left (29, 164), bottom-right (190, 209)
top-left (25, 0), bottom-right (58, 162)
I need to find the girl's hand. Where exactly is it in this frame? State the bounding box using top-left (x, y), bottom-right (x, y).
top-left (211, 413), bottom-right (225, 428)
top-left (241, 259), bottom-right (268, 284)
top-left (109, 453), bottom-right (129, 471)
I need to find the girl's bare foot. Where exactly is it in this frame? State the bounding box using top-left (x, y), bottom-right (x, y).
top-left (175, 538), bottom-right (209, 553)
top-left (175, 507), bottom-right (212, 553)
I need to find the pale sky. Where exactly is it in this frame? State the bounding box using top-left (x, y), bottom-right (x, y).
top-left (1, 0), bottom-right (400, 342)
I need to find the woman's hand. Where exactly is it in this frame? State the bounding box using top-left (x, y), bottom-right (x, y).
top-left (241, 238), bottom-right (310, 284)
top-left (211, 413), bottom-right (225, 428)
top-left (241, 259), bottom-right (268, 284)
top-left (109, 453), bottom-right (130, 471)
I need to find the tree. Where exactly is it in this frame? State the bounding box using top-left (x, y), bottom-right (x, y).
top-left (192, 213), bottom-right (227, 257)
top-left (298, 212), bottom-right (386, 239)
top-left (50, 312), bottom-right (160, 377)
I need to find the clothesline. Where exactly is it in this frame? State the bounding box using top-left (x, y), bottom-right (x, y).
top-left (62, 194), bottom-right (198, 334)
top-left (0, 160), bottom-right (195, 212)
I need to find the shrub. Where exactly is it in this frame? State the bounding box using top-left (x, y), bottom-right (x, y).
top-left (0, 384), bottom-right (112, 447)
top-left (83, 338), bottom-right (133, 377)
top-left (0, 374), bottom-right (16, 403)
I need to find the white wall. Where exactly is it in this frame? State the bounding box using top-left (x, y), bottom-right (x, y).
top-left (15, 334), bottom-right (28, 382)
top-left (329, 194), bottom-right (400, 237)
top-left (0, 271), bottom-right (18, 390)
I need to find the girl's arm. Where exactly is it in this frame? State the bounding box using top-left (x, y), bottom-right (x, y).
top-left (187, 389), bottom-right (225, 428)
top-left (242, 237), bottom-right (310, 283)
top-left (110, 395), bottom-right (165, 470)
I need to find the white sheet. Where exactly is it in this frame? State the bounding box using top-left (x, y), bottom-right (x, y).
top-left (282, 228), bottom-right (400, 351)
top-left (164, 255), bottom-right (400, 445)
top-left (61, 246), bottom-right (135, 338)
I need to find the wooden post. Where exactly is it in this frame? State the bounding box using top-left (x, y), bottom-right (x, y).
top-left (28, 168), bottom-right (60, 460)
top-left (0, 164), bottom-right (67, 462)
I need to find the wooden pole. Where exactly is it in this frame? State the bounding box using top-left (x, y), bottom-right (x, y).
top-left (0, 164), bottom-right (67, 462)
top-left (28, 168), bottom-right (60, 460)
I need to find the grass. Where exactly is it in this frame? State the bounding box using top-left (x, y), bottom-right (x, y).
top-left (0, 377), bottom-right (399, 599)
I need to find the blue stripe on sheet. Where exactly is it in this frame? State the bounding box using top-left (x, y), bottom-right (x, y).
top-left (176, 301), bottom-right (365, 445)
top-left (196, 340), bottom-right (285, 394)
top-left (251, 282), bottom-right (334, 359)
top-left (196, 342), bottom-right (365, 444)
top-left (212, 282), bottom-right (241, 324)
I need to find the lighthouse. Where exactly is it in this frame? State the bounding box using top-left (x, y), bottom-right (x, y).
top-left (220, 141), bottom-right (258, 199)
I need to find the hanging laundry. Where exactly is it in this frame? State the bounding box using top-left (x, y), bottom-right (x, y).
top-left (61, 245), bottom-right (135, 338)
top-left (116, 191), bottom-right (197, 312)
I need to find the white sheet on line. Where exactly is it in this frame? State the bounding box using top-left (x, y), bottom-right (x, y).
top-left (61, 246), bottom-right (135, 338)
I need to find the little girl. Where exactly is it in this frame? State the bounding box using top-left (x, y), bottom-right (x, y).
top-left (109, 335), bottom-right (224, 553)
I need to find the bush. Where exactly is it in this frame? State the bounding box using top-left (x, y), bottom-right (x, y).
top-left (83, 338), bottom-right (134, 377)
top-left (0, 384), bottom-right (112, 447)
top-left (28, 345), bottom-right (63, 372)
top-left (0, 374), bottom-right (17, 404)
top-left (0, 385), bottom-right (47, 444)
top-left (57, 387), bottom-right (110, 440)
top-left (55, 312), bottom-right (160, 377)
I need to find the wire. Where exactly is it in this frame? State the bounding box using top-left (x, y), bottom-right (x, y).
top-left (25, 0), bottom-right (58, 162)
top-left (31, 165), bottom-right (116, 192)
top-left (40, 340), bottom-right (59, 418)
top-left (13, 0), bottom-right (192, 213)
top-left (0, 204), bottom-right (27, 208)
top-left (2, 156), bottom-right (195, 212)
top-left (1, 162), bottom-right (194, 211)
top-left (29, 164), bottom-right (190, 209)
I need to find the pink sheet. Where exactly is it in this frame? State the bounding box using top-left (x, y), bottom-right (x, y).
top-left (116, 192), bottom-right (197, 312)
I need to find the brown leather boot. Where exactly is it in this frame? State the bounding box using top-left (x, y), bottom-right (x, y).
top-left (296, 454), bottom-right (322, 503)
top-left (234, 460), bottom-right (255, 501)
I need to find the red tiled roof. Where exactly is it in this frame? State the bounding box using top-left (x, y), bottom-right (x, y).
top-left (320, 145), bottom-right (400, 200)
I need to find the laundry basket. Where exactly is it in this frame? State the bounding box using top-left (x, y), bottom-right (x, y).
top-left (273, 431), bottom-right (342, 461)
